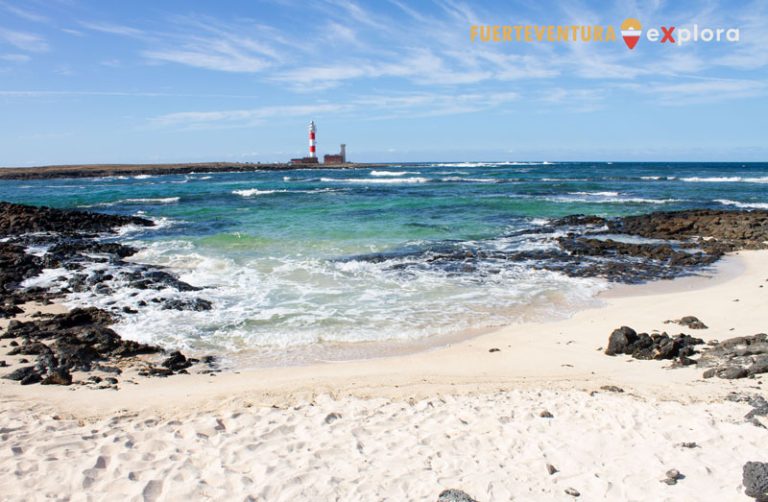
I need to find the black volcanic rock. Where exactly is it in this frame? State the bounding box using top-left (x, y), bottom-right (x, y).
top-left (0, 242), bottom-right (45, 292)
top-left (437, 489), bottom-right (478, 502)
top-left (743, 462), bottom-right (768, 501)
top-left (2, 307), bottom-right (161, 384)
top-left (609, 209), bottom-right (768, 250)
top-left (605, 327), bottom-right (704, 360)
top-left (0, 201), bottom-right (153, 236)
top-left (605, 326), bottom-right (638, 356)
top-left (161, 351), bottom-right (192, 371)
top-left (3, 366), bottom-right (39, 382)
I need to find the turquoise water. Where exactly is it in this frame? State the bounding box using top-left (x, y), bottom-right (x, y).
top-left (3, 161), bottom-right (768, 364)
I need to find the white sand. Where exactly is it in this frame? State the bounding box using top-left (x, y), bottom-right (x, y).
top-left (1, 251), bottom-right (767, 501)
top-left (1, 390), bottom-right (763, 501)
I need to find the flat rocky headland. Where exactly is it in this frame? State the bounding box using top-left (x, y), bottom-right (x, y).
top-left (0, 161), bottom-right (373, 180)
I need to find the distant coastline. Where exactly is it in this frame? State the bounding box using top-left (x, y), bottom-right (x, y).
top-left (0, 161), bottom-right (379, 180)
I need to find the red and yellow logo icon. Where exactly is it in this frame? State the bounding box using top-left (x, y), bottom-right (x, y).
top-left (621, 18), bottom-right (642, 49)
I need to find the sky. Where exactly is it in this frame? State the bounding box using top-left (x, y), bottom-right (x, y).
top-left (0, 0), bottom-right (766, 165)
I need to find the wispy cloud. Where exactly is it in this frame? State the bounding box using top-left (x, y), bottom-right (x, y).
top-left (628, 78), bottom-right (767, 105)
top-left (0, 27), bottom-right (48, 52)
top-left (0, 53), bottom-right (30, 62)
top-left (79, 21), bottom-right (147, 38)
top-left (0, 1), bottom-right (49, 23)
top-left (149, 90), bottom-right (521, 129)
top-left (61, 28), bottom-right (84, 37)
top-left (81, 15), bottom-right (288, 73)
top-left (150, 103), bottom-right (346, 129)
top-left (0, 90), bottom-right (276, 99)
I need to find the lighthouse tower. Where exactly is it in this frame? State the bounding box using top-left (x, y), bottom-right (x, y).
top-left (308, 121), bottom-right (317, 159)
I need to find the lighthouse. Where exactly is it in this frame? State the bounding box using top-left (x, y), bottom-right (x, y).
top-left (308, 121), bottom-right (317, 159)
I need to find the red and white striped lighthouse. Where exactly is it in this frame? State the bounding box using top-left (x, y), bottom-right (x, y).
top-left (308, 120), bottom-right (317, 159)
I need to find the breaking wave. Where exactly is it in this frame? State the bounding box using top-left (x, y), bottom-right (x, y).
top-left (716, 199), bottom-right (768, 209)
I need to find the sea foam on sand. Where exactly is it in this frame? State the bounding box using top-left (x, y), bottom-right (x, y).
top-left (2, 251), bottom-right (768, 501)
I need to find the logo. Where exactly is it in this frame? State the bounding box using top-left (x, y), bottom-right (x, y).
top-left (621, 18), bottom-right (642, 50)
top-left (469, 19), bottom-right (739, 49)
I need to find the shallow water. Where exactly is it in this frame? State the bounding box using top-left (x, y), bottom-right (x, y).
top-left (4, 161), bottom-right (767, 364)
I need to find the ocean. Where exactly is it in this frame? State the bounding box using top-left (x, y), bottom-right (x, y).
top-left (2, 161), bottom-right (767, 366)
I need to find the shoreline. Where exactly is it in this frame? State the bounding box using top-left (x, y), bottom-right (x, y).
top-left (0, 161), bottom-right (386, 180)
top-left (170, 251), bottom-right (740, 371)
top-left (3, 248), bottom-right (766, 419)
top-left (2, 205), bottom-right (767, 500)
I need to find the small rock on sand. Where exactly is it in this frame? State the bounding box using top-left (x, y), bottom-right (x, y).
top-left (539, 410), bottom-right (554, 418)
top-left (324, 412), bottom-right (342, 424)
top-left (546, 463), bottom-right (558, 475)
top-left (661, 468), bottom-right (683, 485)
top-left (564, 487), bottom-right (580, 497)
top-left (142, 480), bottom-right (163, 502)
top-left (743, 461), bottom-right (768, 501)
top-left (437, 489), bottom-right (478, 502)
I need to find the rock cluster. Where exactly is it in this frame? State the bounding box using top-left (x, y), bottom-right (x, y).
top-left (605, 326), bottom-right (768, 381)
top-left (609, 209), bottom-right (768, 252)
top-left (604, 326), bottom-right (704, 361)
top-left (2, 308), bottom-right (160, 385)
top-left (0, 201), bottom-right (216, 387)
top-left (0, 201), bottom-right (152, 236)
top-left (353, 209), bottom-right (768, 284)
top-left (698, 334), bottom-right (768, 380)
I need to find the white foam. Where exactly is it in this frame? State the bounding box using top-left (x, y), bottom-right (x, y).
top-left (59, 239), bottom-right (609, 354)
top-left (233, 189), bottom-right (283, 197)
top-left (80, 197), bottom-right (179, 209)
top-left (133, 174), bottom-right (153, 180)
top-left (682, 176), bottom-right (768, 183)
top-left (431, 161), bottom-right (553, 168)
top-left (370, 170), bottom-right (412, 177)
top-left (320, 177), bottom-right (430, 184)
top-left (233, 188), bottom-right (345, 197)
top-left (545, 195), bottom-right (679, 205)
top-left (716, 199), bottom-right (768, 210)
top-left (124, 197), bottom-right (179, 204)
top-left (116, 216), bottom-right (175, 236)
top-left (569, 191), bottom-right (620, 197)
top-left (440, 177), bottom-right (498, 183)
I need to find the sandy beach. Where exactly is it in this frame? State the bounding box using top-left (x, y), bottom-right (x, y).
top-left (2, 0), bottom-right (766, 498)
top-left (2, 249), bottom-right (767, 500)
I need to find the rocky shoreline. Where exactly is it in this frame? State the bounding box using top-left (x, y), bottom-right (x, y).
top-left (1, 201), bottom-right (217, 388)
top-left (352, 208), bottom-right (768, 283)
top-left (2, 201), bottom-right (768, 390)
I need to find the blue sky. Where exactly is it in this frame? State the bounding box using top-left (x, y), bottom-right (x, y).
top-left (0, 0), bottom-right (766, 165)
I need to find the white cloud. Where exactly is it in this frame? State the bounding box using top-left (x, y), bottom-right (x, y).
top-left (0, 53), bottom-right (30, 62)
top-left (150, 103), bottom-right (346, 128)
top-left (0, 28), bottom-right (48, 52)
top-left (625, 78), bottom-right (766, 105)
top-left (61, 28), bottom-right (84, 37)
top-left (149, 90), bottom-right (521, 129)
top-left (79, 21), bottom-right (146, 38)
top-left (143, 47), bottom-right (271, 73)
top-left (0, 1), bottom-right (49, 23)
